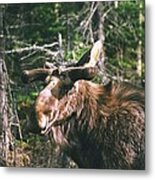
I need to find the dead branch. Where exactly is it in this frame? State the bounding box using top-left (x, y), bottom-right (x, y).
top-left (4, 42), bottom-right (59, 56)
top-left (82, 2), bottom-right (99, 36)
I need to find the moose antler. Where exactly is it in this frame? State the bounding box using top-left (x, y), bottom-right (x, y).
top-left (21, 67), bottom-right (58, 83)
top-left (21, 65), bottom-right (98, 84)
top-left (59, 66), bottom-right (98, 81)
top-left (21, 40), bottom-right (104, 84)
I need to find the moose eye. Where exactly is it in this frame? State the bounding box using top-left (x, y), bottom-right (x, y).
top-left (52, 81), bottom-right (56, 86)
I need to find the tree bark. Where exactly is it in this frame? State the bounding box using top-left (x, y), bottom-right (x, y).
top-left (136, 2), bottom-right (143, 78)
top-left (0, 5), bottom-right (15, 166)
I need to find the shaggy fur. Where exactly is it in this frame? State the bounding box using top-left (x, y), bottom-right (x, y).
top-left (35, 79), bottom-right (145, 169)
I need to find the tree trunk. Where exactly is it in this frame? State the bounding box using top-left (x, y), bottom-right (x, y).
top-left (97, 3), bottom-right (110, 85)
top-left (0, 5), bottom-right (22, 166)
top-left (98, 2), bottom-right (105, 45)
top-left (136, 2), bottom-right (143, 78)
top-left (0, 5), bottom-right (12, 165)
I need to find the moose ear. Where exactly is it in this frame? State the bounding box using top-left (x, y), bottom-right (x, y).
top-left (89, 40), bottom-right (104, 67)
top-left (76, 40), bottom-right (104, 68)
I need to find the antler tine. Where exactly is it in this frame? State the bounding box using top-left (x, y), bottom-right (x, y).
top-left (21, 67), bottom-right (58, 83)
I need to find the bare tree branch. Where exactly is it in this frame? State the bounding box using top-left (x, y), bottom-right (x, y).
top-left (4, 42), bottom-right (59, 56)
top-left (82, 2), bottom-right (99, 36)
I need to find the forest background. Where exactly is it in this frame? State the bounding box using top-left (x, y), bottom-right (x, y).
top-left (0, 1), bottom-right (145, 167)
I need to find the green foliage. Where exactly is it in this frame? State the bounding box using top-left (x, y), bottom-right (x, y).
top-left (1, 1), bottom-right (145, 167)
top-left (4, 0), bottom-right (145, 123)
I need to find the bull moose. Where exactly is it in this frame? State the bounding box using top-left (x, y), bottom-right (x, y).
top-left (22, 41), bottom-right (145, 169)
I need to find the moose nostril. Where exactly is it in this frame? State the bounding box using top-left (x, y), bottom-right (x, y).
top-left (40, 123), bottom-right (49, 134)
top-left (38, 116), bottom-right (47, 131)
top-left (39, 122), bottom-right (47, 134)
top-left (41, 125), bottom-right (47, 132)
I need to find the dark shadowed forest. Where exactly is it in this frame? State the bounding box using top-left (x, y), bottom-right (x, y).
top-left (0, 1), bottom-right (145, 168)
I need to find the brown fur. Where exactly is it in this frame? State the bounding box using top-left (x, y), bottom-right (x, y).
top-left (35, 79), bottom-right (145, 169)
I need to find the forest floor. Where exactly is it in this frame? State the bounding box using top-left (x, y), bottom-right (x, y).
top-left (6, 134), bottom-right (77, 168)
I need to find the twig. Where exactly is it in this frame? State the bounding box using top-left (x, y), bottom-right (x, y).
top-left (20, 50), bottom-right (38, 61)
top-left (83, 2), bottom-right (99, 35)
top-left (102, 7), bottom-right (113, 19)
top-left (4, 42), bottom-right (59, 55)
